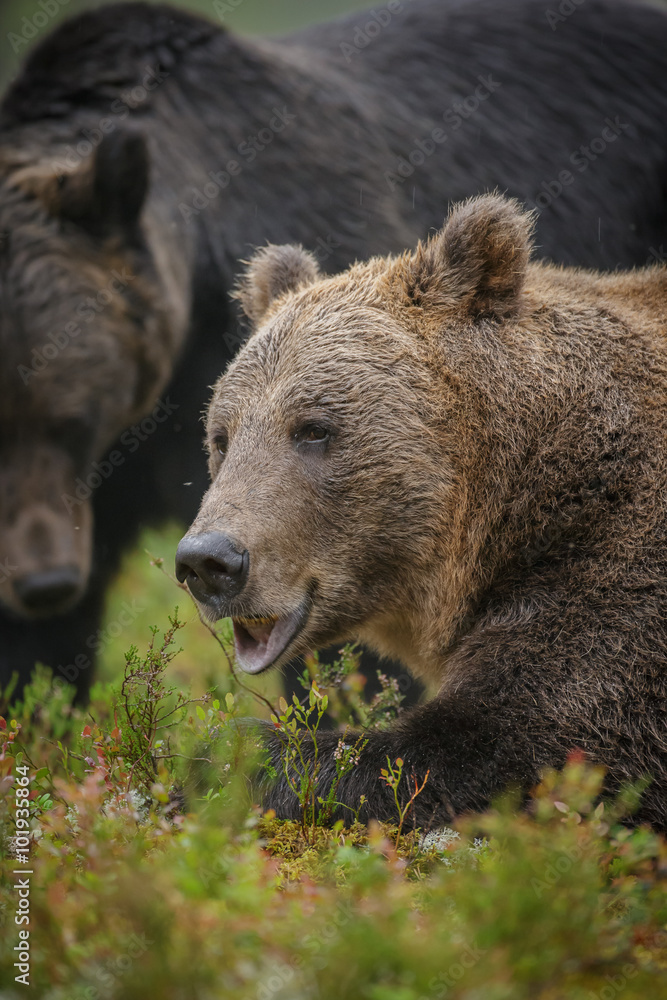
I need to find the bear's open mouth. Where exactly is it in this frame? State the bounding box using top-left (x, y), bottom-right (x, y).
top-left (231, 600), bottom-right (310, 674)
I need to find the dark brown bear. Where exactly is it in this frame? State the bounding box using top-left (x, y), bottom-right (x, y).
top-left (176, 194), bottom-right (667, 829)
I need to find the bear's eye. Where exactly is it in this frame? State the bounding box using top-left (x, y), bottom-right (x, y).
top-left (294, 423), bottom-right (330, 445)
top-left (212, 434), bottom-right (228, 460)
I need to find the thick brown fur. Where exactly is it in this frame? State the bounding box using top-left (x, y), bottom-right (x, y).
top-left (0, 136), bottom-right (176, 618)
top-left (3, 0), bottom-right (667, 698)
top-left (182, 194), bottom-right (667, 829)
top-left (233, 245), bottom-right (321, 327)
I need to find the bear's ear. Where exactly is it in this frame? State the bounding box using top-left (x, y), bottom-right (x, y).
top-left (16, 131), bottom-right (149, 238)
top-left (55, 131), bottom-right (149, 236)
top-left (404, 194), bottom-right (534, 320)
top-left (234, 244), bottom-right (321, 326)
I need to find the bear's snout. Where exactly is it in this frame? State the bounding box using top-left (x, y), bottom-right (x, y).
top-left (0, 495), bottom-right (93, 618)
top-left (13, 566), bottom-right (83, 617)
top-left (175, 531), bottom-right (249, 611)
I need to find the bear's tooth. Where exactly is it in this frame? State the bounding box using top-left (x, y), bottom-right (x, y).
top-left (234, 614), bottom-right (279, 628)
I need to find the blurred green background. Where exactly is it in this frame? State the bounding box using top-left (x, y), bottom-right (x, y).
top-left (0, 0), bottom-right (372, 91)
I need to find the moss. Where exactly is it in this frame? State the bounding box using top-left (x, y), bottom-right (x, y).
top-left (2, 592), bottom-right (667, 998)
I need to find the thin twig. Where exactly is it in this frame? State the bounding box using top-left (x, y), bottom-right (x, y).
top-left (148, 554), bottom-right (278, 717)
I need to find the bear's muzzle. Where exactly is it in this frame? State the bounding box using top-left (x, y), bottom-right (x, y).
top-left (175, 531), bottom-right (249, 611)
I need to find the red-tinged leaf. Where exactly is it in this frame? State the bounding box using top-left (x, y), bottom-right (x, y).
top-left (111, 727), bottom-right (121, 741)
top-left (0, 718), bottom-right (6, 730)
top-left (395, 758), bottom-right (404, 767)
top-left (82, 725), bottom-right (92, 738)
top-left (554, 800), bottom-right (569, 813)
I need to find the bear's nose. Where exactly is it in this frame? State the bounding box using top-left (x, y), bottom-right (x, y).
top-left (13, 566), bottom-right (82, 616)
top-left (175, 532), bottom-right (249, 605)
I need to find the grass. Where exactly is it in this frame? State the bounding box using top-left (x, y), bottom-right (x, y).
top-left (1, 525), bottom-right (666, 999)
top-left (95, 522), bottom-right (284, 707)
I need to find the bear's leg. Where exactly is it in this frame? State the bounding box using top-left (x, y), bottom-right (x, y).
top-left (262, 690), bottom-right (553, 827)
top-left (280, 647), bottom-right (426, 727)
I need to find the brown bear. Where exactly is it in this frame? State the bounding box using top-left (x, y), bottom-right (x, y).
top-left (3, 0), bottom-right (667, 703)
top-left (175, 194), bottom-right (667, 829)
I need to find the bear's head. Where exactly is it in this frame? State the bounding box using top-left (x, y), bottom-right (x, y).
top-left (176, 194), bottom-right (533, 676)
top-left (0, 131), bottom-right (176, 618)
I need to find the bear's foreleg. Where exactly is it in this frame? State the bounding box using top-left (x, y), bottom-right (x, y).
top-left (261, 691), bottom-right (551, 828)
